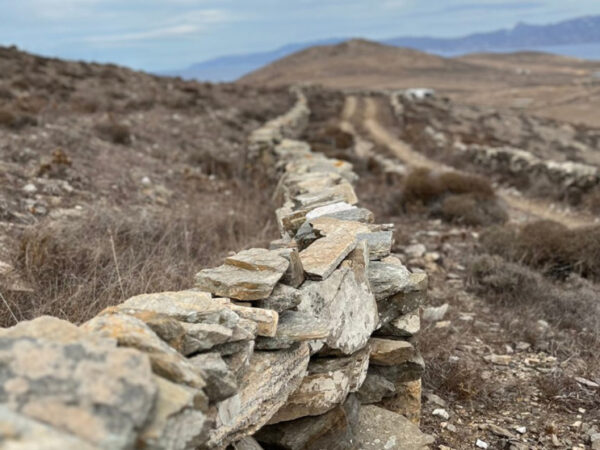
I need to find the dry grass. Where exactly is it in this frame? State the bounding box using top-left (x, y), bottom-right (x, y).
top-left (0, 107), bottom-right (37, 129)
top-left (2, 183), bottom-right (277, 326)
top-left (480, 221), bottom-right (600, 281)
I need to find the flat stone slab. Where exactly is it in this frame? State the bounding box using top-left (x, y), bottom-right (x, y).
top-left (207, 343), bottom-right (310, 449)
top-left (255, 395), bottom-right (360, 450)
top-left (357, 231), bottom-right (394, 260)
top-left (275, 248), bottom-right (305, 288)
top-left (224, 248), bottom-right (289, 273)
top-left (368, 261), bottom-right (412, 301)
top-left (255, 284), bottom-right (303, 313)
top-left (378, 309), bottom-right (421, 338)
top-left (300, 267), bottom-right (378, 355)
top-left (227, 304), bottom-right (279, 337)
top-left (118, 291), bottom-right (234, 324)
top-left (256, 311), bottom-right (329, 350)
top-left (299, 230), bottom-right (356, 280)
top-left (196, 249), bottom-right (289, 301)
top-left (355, 405), bottom-right (434, 449)
top-left (269, 347), bottom-right (370, 424)
top-left (369, 338), bottom-right (416, 366)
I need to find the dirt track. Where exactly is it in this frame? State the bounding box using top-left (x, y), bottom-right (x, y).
top-left (347, 95), bottom-right (598, 229)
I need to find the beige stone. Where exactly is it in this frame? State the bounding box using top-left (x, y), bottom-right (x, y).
top-left (226, 304), bottom-right (279, 337)
top-left (369, 338), bottom-right (416, 366)
top-left (207, 343), bottom-right (310, 448)
top-left (299, 230), bottom-right (356, 280)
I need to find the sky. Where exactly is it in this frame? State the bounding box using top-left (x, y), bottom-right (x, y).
top-left (1, 0), bottom-right (599, 72)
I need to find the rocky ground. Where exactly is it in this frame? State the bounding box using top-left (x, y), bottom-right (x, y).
top-left (302, 86), bottom-right (600, 449)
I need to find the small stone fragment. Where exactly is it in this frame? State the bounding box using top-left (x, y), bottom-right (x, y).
top-left (357, 231), bottom-right (393, 259)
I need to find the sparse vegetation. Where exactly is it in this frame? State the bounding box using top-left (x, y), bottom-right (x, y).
top-left (480, 221), bottom-right (600, 281)
top-left (3, 182), bottom-right (277, 326)
top-left (398, 167), bottom-right (507, 226)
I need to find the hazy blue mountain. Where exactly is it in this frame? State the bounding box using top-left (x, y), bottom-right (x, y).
top-left (166, 15), bottom-right (600, 82)
top-left (384, 15), bottom-right (600, 53)
top-left (165, 38), bottom-right (346, 82)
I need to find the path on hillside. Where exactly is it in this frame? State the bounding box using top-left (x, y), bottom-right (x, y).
top-left (350, 95), bottom-right (597, 229)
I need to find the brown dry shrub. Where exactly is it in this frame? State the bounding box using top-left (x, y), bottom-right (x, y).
top-left (480, 221), bottom-right (600, 280)
top-left (468, 254), bottom-right (600, 334)
top-left (399, 167), bottom-right (506, 226)
top-left (582, 188), bottom-right (600, 214)
top-left (441, 193), bottom-right (508, 226)
top-left (0, 108), bottom-right (37, 129)
top-left (95, 118), bottom-right (131, 144)
top-left (3, 186), bottom-right (277, 326)
top-left (536, 371), bottom-right (600, 411)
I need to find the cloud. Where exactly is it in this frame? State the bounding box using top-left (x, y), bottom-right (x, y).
top-left (441, 1), bottom-right (543, 13)
top-left (84, 8), bottom-right (232, 43)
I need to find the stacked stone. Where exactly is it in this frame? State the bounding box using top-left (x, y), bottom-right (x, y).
top-left (0, 87), bottom-right (432, 450)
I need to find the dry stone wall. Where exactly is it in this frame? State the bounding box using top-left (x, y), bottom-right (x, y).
top-left (390, 90), bottom-right (600, 192)
top-left (0, 88), bottom-right (432, 450)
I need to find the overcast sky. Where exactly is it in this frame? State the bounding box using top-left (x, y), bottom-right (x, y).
top-left (1, 0), bottom-right (599, 71)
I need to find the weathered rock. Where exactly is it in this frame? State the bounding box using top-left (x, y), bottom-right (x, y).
top-left (369, 338), bottom-right (416, 366)
top-left (378, 379), bottom-right (422, 425)
top-left (255, 284), bottom-right (303, 313)
top-left (109, 308), bottom-right (187, 352)
top-left (118, 291), bottom-right (234, 325)
top-left (223, 340), bottom-right (255, 381)
top-left (300, 267), bottom-right (378, 354)
top-left (180, 322), bottom-right (233, 355)
top-left (189, 353), bottom-right (238, 402)
top-left (0, 315), bottom-right (94, 343)
top-left (309, 216), bottom-right (369, 237)
top-left (356, 373), bottom-right (396, 404)
top-left (325, 207), bottom-right (374, 224)
top-left (269, 347), bottom-right (369, 424)
top-left (369, 351), bottom-right (425, 384)
top-left (276, 247), bottom-right (305, 288)
top-left (230, 436), bottom-right (265, 450)
top-left (255, 395), bottom-right (361, 450)
top-left (376, 273), bottom-right (428, 327)
top-left (299, 230), bottom-right (357, 280)
top-left (224, 248), bottom-right (289, 274)
top-left (304, 201), bottom-right (356, 220)
top-left (207, 343), bottom-right (310, 448)
top-left (226, 304), bottom-right (279, 337)
top-left (368, 261), bottom-right (412, 301)
top-left (357, 231), bottom-right (393, 260)
top-left (378, 309), bottom-right (421, 338)
top-left (0, 406), bottom-right (97, 450)
top-left (355, 405), bottom-right (434, 449)
top-left (196, 249), bottom-right (289, 301)
top-left (0, 329), bottom-right (156, 449)
top-left (140, 376), bottom-right (212, 450)
top-left (82, 313), bottom-right (206, 390)
top-left (256, 311), bottom-right (329, 350)
top-left (276, 203), bottom-right (309, 236)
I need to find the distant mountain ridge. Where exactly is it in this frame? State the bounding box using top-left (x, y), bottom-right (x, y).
top-left (383, 15), bottom-right (600, 53)
top-left (167, 15), bottom-right (600, 82)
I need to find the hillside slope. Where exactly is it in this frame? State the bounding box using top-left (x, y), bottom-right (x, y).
top-left (0, 45), bottom-right (292, 324)
top-left (239, 39), bottom-right (600, 126)
top-left (240, 39), bottom-right (499, 90)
